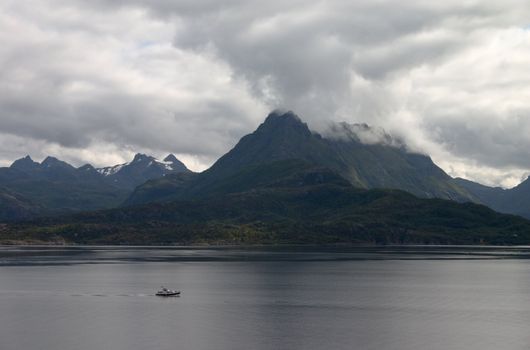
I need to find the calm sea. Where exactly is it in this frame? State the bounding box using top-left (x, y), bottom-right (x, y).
top-left (1, 246), bottom-right (530, 350)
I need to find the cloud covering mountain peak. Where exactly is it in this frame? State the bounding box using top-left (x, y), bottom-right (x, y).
top-left (323, 122), bottom-right (405, 149)
top-left (1, 0), bottom-right (530, 187)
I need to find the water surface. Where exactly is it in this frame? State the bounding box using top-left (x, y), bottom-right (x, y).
top-left (1, 246), bottom-right (530, 350)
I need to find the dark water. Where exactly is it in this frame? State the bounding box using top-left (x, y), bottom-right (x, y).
top-left (1, 246), bottom-right (530, 350)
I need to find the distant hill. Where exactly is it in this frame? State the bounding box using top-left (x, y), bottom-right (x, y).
top-left (455, 177), bottom-right (530, 219)
top-left (0, 153), bottom-right (190, 218)
top-left (4, 160), bottom-right (529, 245)
top-left (126, 111), bottom-right (474, 206)
top-left (1, 156), bottom-right (127, 213)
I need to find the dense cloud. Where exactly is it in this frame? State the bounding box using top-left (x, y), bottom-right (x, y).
top-left (1, 0), bottom-right (530, 186)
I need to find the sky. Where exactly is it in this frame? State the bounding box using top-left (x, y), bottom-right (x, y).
top-left (1, 0), bottom-right (530, 188)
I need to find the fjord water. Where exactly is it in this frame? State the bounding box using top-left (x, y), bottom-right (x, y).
top-left (1, 246), bottom-right (530, 350)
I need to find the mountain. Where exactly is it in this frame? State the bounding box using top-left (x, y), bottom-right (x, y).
top-left (3, 124), bottom-right (528, 245)
top-left (0, 156), bottom-right (128, 213)
top-left (4, 161), bottom-right (530, 245)
top-left (0, 153), bottom-right (190, 219)
top-left (0, 188), bottom-right (42, 222)
top-left (97, 153), bottom-right (191, 189)
top-left (455, 177), bottom-right (530, 219)
top-left (126, 111), bottom-right (474, 206)
top-left (10, 155), bottom-right (40, 172)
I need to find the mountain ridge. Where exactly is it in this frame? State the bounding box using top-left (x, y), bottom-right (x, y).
top-left (455, 176), bottom-right (530, 219)
top-left (3, 111), bottom-right (530, 245)
top-left (95, 153), bottom-right (190, 188)
top-left (0, 153), bottom-right (191, 218)
top-left (4, 160), bottom-right (530, 245)
top-left (126, 111), bottom-right (475, 206)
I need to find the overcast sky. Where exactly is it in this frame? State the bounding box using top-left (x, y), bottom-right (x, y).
top-left (1, 0), bottom-right (530, 187)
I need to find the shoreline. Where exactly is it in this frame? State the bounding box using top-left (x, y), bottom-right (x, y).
top-left (2, 242), bottom-right (530, 249)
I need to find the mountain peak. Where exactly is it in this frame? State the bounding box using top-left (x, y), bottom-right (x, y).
top-left (198, 110), bottom-right (474, 202)
top-left (132, 153), bottom-right (153, 163)
top-left (162, 154), bottom-right (189, 172)
top-left (41, 156), bottom-right (74, 169)
top-left (11, 155), bottom-right (35, 164)
top-left (263, 110), bottom-right (303, 125)
top-left (10, 155), bottom-right (40, 171)
top-left (163, 154), bottom-right (178, 163)
top-left (42, 156), bottom-right (59, 165)
top-left (78, 164), bottom-right (96, 171)
top-left (258, 110), bottom-right (311, 136)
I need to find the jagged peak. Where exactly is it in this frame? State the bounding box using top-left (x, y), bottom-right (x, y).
top-left (78, 164), bottom-right (96, 171)
top-left (11, 155), bottom-right (35, 164)
top-left (163, 154), bottom-right (178, 163)
top-left (41, 156), bottom-right (74, 169)
top-left (258, 110), bottom-right (311, 135)
top-left (42, 156), bottom-right (60, 164)
top-left (96, 153), bottom-right (188, 177)
top-left (10, 155), bottom-right (39, 170)
top-left (132, 153), bottom-right (154, 163)
top-left (265, 110), bottom-right (302, 122)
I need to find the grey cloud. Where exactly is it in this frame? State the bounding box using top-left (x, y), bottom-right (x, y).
top-left (0, 1), bottom-right (268, 169)
top-left (322, 122), bottom-right (404, 148)
top-left (353, 30), bottom-right (466, 80)
top-left (425, 110), bottom-right (530, 169)
top-left (2, 0), bottom-right (530, 184)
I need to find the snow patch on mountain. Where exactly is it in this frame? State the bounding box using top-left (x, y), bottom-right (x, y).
top-left (97, 163), bottom-right (127, 176)
top-left (96, 155), bottom-right (182, 176)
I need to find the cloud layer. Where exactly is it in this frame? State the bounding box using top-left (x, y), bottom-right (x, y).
top-left (1, 0), bottom-right (530, 187)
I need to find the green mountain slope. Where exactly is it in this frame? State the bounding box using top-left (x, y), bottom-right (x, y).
top-left (0, 188), bottom-right (43, 222)
top-left (126, 111), bottom-right (474, 206)
top-left (4, 161), bottom-right (529, 245)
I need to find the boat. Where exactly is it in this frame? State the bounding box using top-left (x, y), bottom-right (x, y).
top-left (156, 286), bottom-right (181, 297)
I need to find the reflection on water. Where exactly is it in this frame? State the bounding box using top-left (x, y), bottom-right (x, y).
top-left (2, 245), bottom-right (530, 266)
top-left (1, 246), bottom-right (530, 350)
